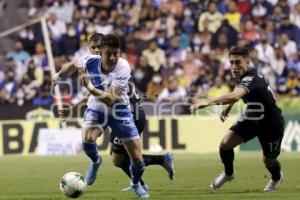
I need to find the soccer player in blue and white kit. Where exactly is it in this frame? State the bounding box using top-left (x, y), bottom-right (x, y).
top-left (77, 34), bottom-right (149, 198)
top-left (53, 33), bottom-right (175, 197)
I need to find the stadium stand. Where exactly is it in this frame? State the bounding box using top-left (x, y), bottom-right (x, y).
top-left (0, 0), bottom-right (300, 119)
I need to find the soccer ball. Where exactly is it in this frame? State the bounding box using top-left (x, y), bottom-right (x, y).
top-left (59, 172), bottom-right (87, 198)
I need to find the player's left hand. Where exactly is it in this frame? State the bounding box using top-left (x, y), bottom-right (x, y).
top-left (220, 109), bottom-right (229, 122)
top-left (79, 68), bottom-right (90, 87)
top-left (190, 101), bottom-right (209, 113)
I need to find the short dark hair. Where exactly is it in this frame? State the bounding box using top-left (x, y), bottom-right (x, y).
top-left (88, 33), bottom-right (104, 43)
top-left (229, 46), bottom-right (250, 58)
top-left (102, 34), bottom-right (120, 49)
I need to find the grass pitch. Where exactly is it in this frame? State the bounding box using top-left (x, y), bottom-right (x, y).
top-left (0, 152), bottom-right (299, 200)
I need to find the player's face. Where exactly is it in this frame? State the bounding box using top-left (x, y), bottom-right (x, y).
top-left (89, 40), bottom-right (102, 55)
top-left (229, 55), bottom-right (249, 78)
top-left (102, 47), bottom-right (120, 68)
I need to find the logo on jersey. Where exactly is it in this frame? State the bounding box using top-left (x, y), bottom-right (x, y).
top-left (242, 76), bottom-right (253, 82)
top-left (115, 76), bottom-right (128, 85)
top-left (241, 76), bottom-right (253, 87)
top-left (257, 71), bottom-right (264, 78)
top-left (115, 77), bottom-right (127, 81)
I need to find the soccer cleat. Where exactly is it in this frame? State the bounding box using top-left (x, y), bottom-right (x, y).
top-left (210, 171), bottom-right (235, 190)
top-left (85, 157), bottom-right (102, 185)
top-left (125, 182), bottom-right (150, 198)
top-left (162, 152), bottom-right (175, 180)
top-left (142, 184), bottom-right (149, 191)
top-left (121, 186), bottom-right (134, 192)
top-left (263, 171), bottom-right (283, 192)
top-left (121, 182), bottom-right (149, 192)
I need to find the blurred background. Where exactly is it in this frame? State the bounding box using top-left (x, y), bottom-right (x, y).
top-left (0, 0), bottom-right (299, 156)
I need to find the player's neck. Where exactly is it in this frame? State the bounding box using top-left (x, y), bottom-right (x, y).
top-left (240, 67), bottom-right (251, 78)
top-left (101, 61), bottom-right (116, 73)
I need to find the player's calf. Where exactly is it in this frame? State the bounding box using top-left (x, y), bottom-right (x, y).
top-left (83, 142), bottom-right (99, 163)
top-left (130, 161), bottom-right (145, 184)
top-left (263, 157), bottom-right (282, 182)
top-left (112, 153), bottom-right (148, 190)
top-left (83, 141), bottom-right (102, 185)
top-left (82, 127), bottom-right (102, 185)
top-left (263, 157), bottom-right (283, 192)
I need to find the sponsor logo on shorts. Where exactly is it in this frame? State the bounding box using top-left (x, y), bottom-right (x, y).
top-left (86, 112), bottom-right (97, 121)
top-left (114, 137), bottom-right (123, 145)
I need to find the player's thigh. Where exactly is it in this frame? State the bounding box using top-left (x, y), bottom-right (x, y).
top-left (220, 130), bottom-right (244, 150)
top-left (82, 125), bottom-right (102, 142)
top-left (227, 119), bottom-right (258, 149)
top-left (259, 136), bottom-right (283, 159)
top-left (83, 108), bottom-right (107, 142)
top-left (122, 139), bottom-right (143, 164)
top-left (258, 120), bottom-right (285, 159)
top-left (110, 113), bottom-right (142, 163)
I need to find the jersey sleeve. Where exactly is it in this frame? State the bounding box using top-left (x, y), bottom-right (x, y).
top-left (111, 61), bottom-right (131, 88)
top-left (74, 55), bottom-right (100, 69)
top-left (237, 75), bottom-right (256, 93)
top-left (74, 55), bottom-right (88, 69)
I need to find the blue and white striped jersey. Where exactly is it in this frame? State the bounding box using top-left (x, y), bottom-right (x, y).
top-left (76, 55), bottom-right (131, 111)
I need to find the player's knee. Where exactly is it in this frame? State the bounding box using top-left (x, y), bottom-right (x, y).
top-left (131, 156), bottom-right (143, 165)
top-left (83, 134), bottom-right (96, 143)
top-left (219, 139), bottom-right (231, 150)
top-left (83, 127), bottom-right (100, 143)
top-left (263, 156), bottom-right (276, 166)
top-left (111, 155), bottom-right (123, 168)
top-left (84, 137), bottom-right (94, 143)
top-left (122, 140), bottom-right (143, 164)
top-left (112, 159), bottom-right (122, 168)
top-left (128, 149), bottom-right (143, 164)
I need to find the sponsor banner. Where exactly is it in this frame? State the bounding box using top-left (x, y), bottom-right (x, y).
top-left (0, 119), bottom-right (83, 156)
top-left (37, 129), bottom-right (82, 155)
top-left (144, 116), bottom-right (236, 153)
top-left (0, 116), bottom-right (238, 155)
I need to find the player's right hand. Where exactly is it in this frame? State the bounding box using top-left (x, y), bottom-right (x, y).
top-left (52, 73), bottom-right (61, 88)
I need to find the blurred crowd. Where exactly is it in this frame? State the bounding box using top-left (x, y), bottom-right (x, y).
top-left (1, 0), bottom-right (300, 107)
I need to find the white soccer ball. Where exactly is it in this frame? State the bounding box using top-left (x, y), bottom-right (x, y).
top-left (59, 172), bottom-right (87, 198)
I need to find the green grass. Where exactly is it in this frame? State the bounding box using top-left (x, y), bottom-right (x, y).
top-left (0, 152), bottom-right (299, 199)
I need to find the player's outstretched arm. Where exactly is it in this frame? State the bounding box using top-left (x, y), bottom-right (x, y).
top-left (191, 87), bottom-right (246, 112)
top-left (52, 60), bottom-right (77, 86)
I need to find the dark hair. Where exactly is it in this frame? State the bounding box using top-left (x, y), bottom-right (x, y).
top-left (229, 46), bottom-right (250, 57)
top-left (102, 34), bottom-right (120, 49)
top-left (88, 33), bottom-right (104, 43)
